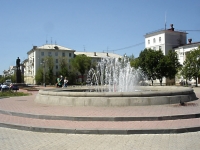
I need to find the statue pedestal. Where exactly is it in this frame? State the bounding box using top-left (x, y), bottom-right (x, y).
top-left (16, 69), bottom-right (21, 83)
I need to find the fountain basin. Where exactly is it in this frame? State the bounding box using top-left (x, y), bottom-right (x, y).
top-left (34, 86), bottom-right (198, 106)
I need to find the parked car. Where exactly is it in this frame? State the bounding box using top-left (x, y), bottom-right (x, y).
top-left (10, 84), bottom-right (19, 91)
top-left (4, 79), bottom-right (12, 86)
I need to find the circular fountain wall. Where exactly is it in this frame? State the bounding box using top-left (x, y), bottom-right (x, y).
top-left (35, 57), bottom-right (198, 106)
top-left (34, 86), bottom-right (198, 106)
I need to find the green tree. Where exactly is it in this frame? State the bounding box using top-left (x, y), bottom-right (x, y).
top-left (45, 56), bottom-right (54, 85)
top-left (35, 67), bottom-right (43, 85)
top-left (71, 54), bottom-right (91, 83)
top-left (138, 48), bottom-right (161, 85)
top-left (181, 46), bottom-right (200, 87)
top-left (59, 57), bottom-right (69, 78)
top-left (155, 51), bottom-right (166, 85)
top-left (165, 50), bottom-right (182, 80)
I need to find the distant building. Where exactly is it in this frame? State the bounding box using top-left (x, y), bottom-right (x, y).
top-left (23, 44), bottom-right (123, 84)
top-left (145, 24), bottom-right (187, 55)
top-left (74, 51), bottom-right (123, 82)
top-left (144, 24), bottom-right (200, 85)
top-left (174, 39), bottom-right (200, 65)
top-left (174, 40), bottom-right (200, 84)
top-left (3, 66), bottom-right (16, 77)
top-left (24, 44), bottom-right (75, 84)
top-left (75, 51), bottom-right (122, 66)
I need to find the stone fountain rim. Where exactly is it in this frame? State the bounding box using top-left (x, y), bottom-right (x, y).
top-left (38, 86), bottom-right (194, 97)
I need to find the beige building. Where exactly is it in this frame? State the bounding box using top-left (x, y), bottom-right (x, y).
top-left (74, 51), bottom-right (123, 82)
top-left (23, 44), bottom-right (123, 85)
top-left (24, 44), bottom-right (75, 84)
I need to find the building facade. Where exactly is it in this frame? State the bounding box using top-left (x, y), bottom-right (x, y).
top-left (174, 40), bottom-right (200, 84)
top-left (24, 44), bottom-right (75, 84)
top-left (74, 51), bottom-right (123, 82)
top-left (145, 24), bottom-right (187, 55)
top-left (145, 24), bottom-right (200, 85)
top-left (23, 44), bottom-right (123, 85)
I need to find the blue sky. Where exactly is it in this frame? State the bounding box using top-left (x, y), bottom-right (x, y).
top-left (0, 0), bottom-right (200, 74)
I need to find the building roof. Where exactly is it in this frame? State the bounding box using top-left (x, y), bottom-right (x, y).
top-left (74, 52), bottom-right (123, 58)
top-left (27, 44), bottom-right (75, 54)
top-left (37, 44), bottom-right (74, 50)
top-left (173, 42), bottom-right (200, 49)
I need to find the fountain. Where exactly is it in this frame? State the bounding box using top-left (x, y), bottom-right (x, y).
top-left (86, 57), bottom-right (143, 92)
top-left (35, 57), bottom-right (198, 106)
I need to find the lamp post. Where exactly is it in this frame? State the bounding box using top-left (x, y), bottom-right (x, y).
top-left (40, 60), bottom-right (46, 87)
top-left (43, 61), bottom-right (46, 87)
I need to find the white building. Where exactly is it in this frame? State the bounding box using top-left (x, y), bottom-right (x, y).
top-left (174, 40), bottom-right (200, 84)
top-left (174, 39), bottom-right (200, 65)
top-left (145, 24), bottom-right (187, 55)
top-left (3, 66), bottom-right (16, 77)
top-left (24, 44), bottom-right (75, 84)
top-left (75, 51), bottom-right (122, 63)
top-left (144, 24), bottom-right (200, 85)
top-left (24, 44), bottom-right (123, 85)
top-left (74, 51), bottom-right (123, 82)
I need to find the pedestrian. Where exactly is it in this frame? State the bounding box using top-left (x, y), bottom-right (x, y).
top-left (60, 75), bottom-right (64, 88)
top-left (63, 77), bottom-right (68, 88)
top-left (56, 76), bottom-right (61, 87)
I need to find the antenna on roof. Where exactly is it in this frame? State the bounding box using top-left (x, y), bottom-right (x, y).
top-left (83, 45), bottom-right (86, 52)
top-left (165, 11), bottom-right (167, 30)
top-left (55, 41), bottom-right (57, 45)
top-left (46, 34), bottom-right (48, 44)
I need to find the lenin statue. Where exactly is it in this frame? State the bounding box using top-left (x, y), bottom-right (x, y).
top-left (16, 57), bottom-right (21, 83)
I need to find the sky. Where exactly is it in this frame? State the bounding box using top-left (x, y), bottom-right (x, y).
top-left (0, 0), bottom-right (200, 74)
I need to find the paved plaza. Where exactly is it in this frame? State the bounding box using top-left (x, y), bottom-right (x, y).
top-left (0, 127), bottom-right (200, 150)
top-left (0, 87), bottom-right (200, 149)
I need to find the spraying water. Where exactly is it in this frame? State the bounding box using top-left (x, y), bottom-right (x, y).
top-left (86, 57), bottom-right (145, 92)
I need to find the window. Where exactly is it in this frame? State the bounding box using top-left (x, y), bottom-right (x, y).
top-left (41, 58), bottom-right (44, 63)
top-left (159, 37), bottom-right (161, 42)
top-left (56, 65), bottom-right (58, 69)
top-left (48, 52), bottom-right (51, 56)
top-left (55, 59), bottom-right (58, 63)
top-left (41, 52), bottom-right (44, 56)
top-left (159, 46), bottom-right (162, 50)
top-left (55, 52), bottom-right (58, 56)
top-left (153, 38), bottom-right (156, 43)
top-left (148, 40), bottom-right (150, 44)
top-left (62, 52), bottom-right (65, 57)
top-left (69, 53), bottom-right (72, 57)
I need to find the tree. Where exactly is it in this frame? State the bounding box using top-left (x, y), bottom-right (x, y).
top-left (181, 46), bottom-right (200, 87)
top-left (165, 50), bottom-right (182, 80)
top-left (59, 56), bottom-right (69, 78)
top-left (45, 56), bottom-right (54, 85)
top-left (35, 67), bottom-right (43, 85)
top-left (155, 51), bottom-right (166, 85)
top-left (71, 54), bottom-right (91, 83)
top-left (138, 49), bottom-right (162, 85)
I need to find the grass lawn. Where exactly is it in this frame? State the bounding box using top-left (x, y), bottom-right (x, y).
top-left (0, 91), bottom-right (30, 97)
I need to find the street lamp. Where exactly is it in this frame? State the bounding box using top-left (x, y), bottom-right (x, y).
top-left (40, 60), bottom-right (46, 87)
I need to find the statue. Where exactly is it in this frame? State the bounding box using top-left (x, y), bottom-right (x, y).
top-left (16, 57), bottom-right (21, 83)
top-left (16, 57), bottom-right (20, 70)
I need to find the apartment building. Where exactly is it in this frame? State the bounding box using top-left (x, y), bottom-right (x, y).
top-left (144, 24), bottom-right (200, 85)
top-left (145, 24), bottom-right (187, 55)
top-left (24, 44), bottom-right (75, 84)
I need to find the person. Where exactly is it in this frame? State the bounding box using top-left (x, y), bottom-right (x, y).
top-left (60, 75), bottom-right (64, 88)
top-left (63, 77), bottom-right (68, 88)
top-left (56, 76), bottom-right (61, 87)
top-left (1, 84), bottom-right (9, 92)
